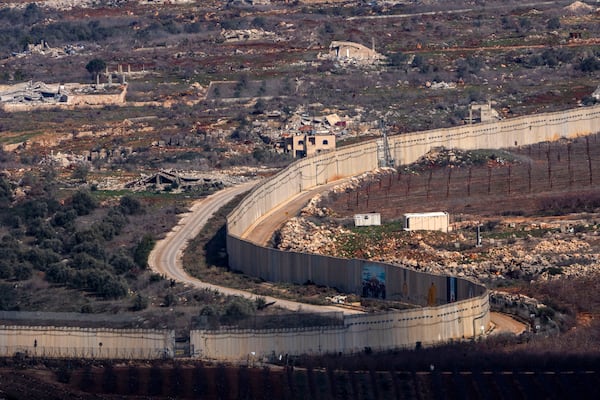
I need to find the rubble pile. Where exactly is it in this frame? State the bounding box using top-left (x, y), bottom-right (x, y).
top-left (490, 290), bottom-right (561, 335)
top-left (409, 147), bottom-right (518, 170)
top-left (36, 0), bottom-right (96, 10)
top-left (564, 1), bottom-right (597, 15)
top-left (299, 194), bottom-right (332, 218)
top-left (124, 169), bottom-right (251, 192)
top-left (491, 291), bottom-right (546, 318)
top-left (277, 217), bottom-right (344, 255)
top-left (533, 237), bottom-right (590, 253)
top-left (326, 168), bottom-right (396, 196)
top-left (221, 29), bottom-right (278, 42)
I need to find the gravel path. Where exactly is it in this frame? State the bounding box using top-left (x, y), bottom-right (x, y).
top-left (148, 180), bottom-right (362, 315)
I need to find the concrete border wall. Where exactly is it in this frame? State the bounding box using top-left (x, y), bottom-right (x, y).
top-left (0, 106), bottom-right (597, 362)
top-left (228, 105), bottom-right (600, 281)
top-left (0, 326), bottom-right (174, 360)
top-left (223, 105), bottom-right (600, 359)
top-left (230, 105), bottom-right (600, 241)
top-left (191, 292), bottom-right (489, 361)
top-left (227, 239), bottom-right (485, 304)
top-left (389, 106), bottom-right (600, 166)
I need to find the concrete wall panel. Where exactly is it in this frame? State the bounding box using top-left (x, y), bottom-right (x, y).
top-left (4, 107), bottom-right (595, 362)
top-left (0, 326), bottom-right (174, 359)
top-left (223, 105), bottom-right (600, 361)
top-left (191, 293), bottom-right (489, 361)
top-left (389, 106), bottom-right (600, 166)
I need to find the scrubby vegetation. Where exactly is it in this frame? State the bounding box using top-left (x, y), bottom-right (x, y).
top-left (0, 173), bottom-right (143, 301)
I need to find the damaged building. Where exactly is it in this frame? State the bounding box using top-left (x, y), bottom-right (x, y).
top-left (0, 81), bottom-right (68, 105)
top-left (0, 81), bottom-right (127, 112)
top-left (283, 131), bottom-right (336, 158)
top-left (466, 101), bottom-right (502, 123)
top-left (126, 170), bottom-right (224, 192)
top-left (329, 41), bottom-right (384, 65)
top-left (274, 112), bottom-right (344, 158)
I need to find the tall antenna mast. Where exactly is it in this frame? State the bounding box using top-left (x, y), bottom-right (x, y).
top-left (381, 120), bottom-right (394, 167)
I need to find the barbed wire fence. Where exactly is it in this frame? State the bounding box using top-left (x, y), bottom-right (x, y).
top-left (335, 134), bottom-right (600, 218)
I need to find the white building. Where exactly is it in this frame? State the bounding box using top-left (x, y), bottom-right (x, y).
top-left (354, 213), bottom-right (381, 227)
top-left (403, 212), bottom-right (449, 233)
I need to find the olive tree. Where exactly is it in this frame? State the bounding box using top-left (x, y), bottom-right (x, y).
top-left (85, 58), bottom-right (106, 83)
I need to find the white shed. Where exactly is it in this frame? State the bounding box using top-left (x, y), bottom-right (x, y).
top-left (354, 213), bottom-right (381, 227)
top-left (403, 212), bottom-right (449, 233)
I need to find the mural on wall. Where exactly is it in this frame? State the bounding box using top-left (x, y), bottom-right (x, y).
top-left (427, 282), bottom-right (437, 306)
top-left (447, 276), bottom-right (457, 302)
top-left (362, 264), bottom-right (386, 299)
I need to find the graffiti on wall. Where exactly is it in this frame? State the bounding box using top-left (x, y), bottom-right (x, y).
top-left (447, 276), bottom-right (457, 303)
top-left (362, 264), bottom-right (386, 299)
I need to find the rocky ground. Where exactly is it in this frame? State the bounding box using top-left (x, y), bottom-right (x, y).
top-left (276, 170), bottom-right (600, 286)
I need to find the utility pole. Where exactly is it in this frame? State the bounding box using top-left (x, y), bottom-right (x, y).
top-left (380, 120), bottom-right (394, 168)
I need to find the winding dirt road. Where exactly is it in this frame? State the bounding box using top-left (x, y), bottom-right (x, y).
top-left (148, 180), bottom-right (362, 315)
top-left (241, 178), bottom-right (353, 246)
top-left (490, 312), bottom-right (527, 335)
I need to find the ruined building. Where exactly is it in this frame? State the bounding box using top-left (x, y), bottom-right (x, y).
top-left (329, 41), bottom-right (384, 64)
top-left (467, 101), bottom-right (502, 123)
top-left (279, 132), bottom-right (336, 158)
top-left (0, 81), bottom-right (127, 112)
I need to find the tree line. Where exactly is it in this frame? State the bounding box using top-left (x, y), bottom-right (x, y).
top-left (0, 171), bottom-right (154, 306)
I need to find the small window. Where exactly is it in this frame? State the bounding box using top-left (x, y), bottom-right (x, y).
top-left (298, 140), bottom-right (304, 145)
top-left (309, 137), bottom-right (316, 145)
top-left (322, 139), bottom-right (329, 145)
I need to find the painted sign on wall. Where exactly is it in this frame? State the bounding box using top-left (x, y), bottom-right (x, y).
top-left (362, 264), bottom-right (386, 299)
top-left (447, 276), bottom-right (457, 302)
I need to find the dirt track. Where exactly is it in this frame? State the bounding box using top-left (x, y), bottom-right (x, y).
top-left (490, 312), bottom-right (527, 335)
top-left (148, 180), bottom-right (363, 315)
top-left (242, 177), bottom-right (353, 246)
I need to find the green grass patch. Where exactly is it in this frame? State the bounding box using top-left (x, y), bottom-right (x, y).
top-left (350, 221), bottom-right (405, 235)
top-left (485, 228), bottom-right (551, 240)
top-left (336, 221), bottom-right (405, 258)
top-left (0, 131), bottom-right (42, 144)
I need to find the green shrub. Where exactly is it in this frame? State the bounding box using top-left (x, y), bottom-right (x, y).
top-left (119, 195), bottom-right (143, 215)
top-left (133, 234), bottom-right (155, 269)
top-left (111, 251), bottom-right (137, 274)
top-left (224, 297), bottom-right (255, 319)
top-left (71, 190), bottom-right (97, 216)
top-left (132, 293), bottom-right (148, 311)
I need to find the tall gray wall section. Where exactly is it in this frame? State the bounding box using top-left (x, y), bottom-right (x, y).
top-left (222, 105), bottom-right (600, 360)
top-left (191, 293), bottom-right (489, 361)
top-left (389, 106), bottom-right (600, 165)
top-left (0, 326), bottom-right (174, 360)
top-left (0, 107), bottom-right (596, 363)
top-left (227, 105), bottom-right (600, 288)
top-left (225, 242), bottom-right (485, 306)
